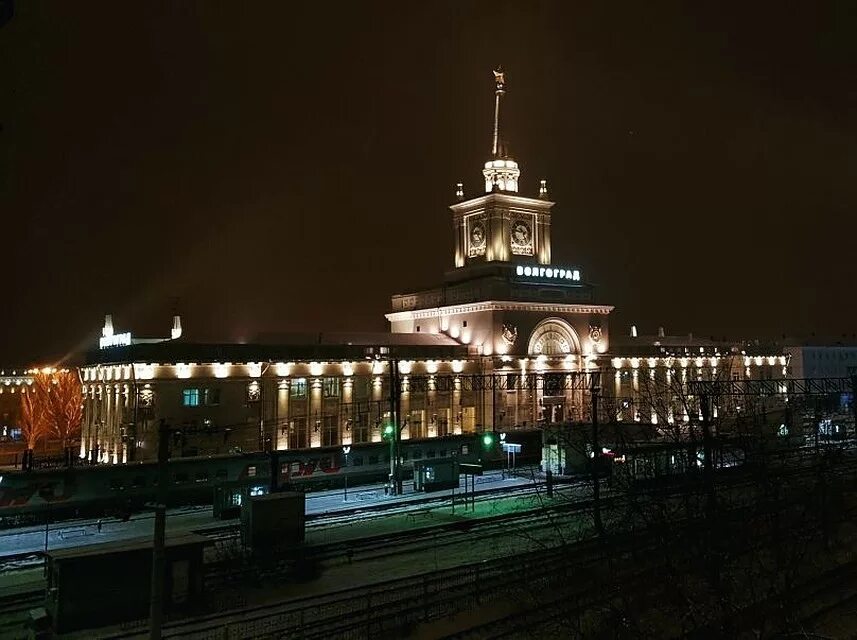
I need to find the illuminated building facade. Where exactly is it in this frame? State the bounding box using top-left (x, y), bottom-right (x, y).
top-left (79, 70), bottom-right (788, 463)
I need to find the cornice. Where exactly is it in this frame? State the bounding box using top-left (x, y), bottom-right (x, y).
top-left (386, 300), bottom-right (614, 322)
top-left (449, 192), bottom-right (555, 213)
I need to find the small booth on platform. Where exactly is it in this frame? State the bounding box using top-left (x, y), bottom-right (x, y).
top-left (413, 458), bottom-right (459, 492)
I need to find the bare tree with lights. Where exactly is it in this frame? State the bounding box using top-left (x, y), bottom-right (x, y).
top-left (19, 384), bottom-right (49, 465)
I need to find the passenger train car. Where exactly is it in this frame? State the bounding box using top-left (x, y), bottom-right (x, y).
top-left (0, 434), bottom-right (487, 525)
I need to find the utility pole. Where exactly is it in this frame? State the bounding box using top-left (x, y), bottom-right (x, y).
top-left (387, 358), bottom-right (403, 495)
top-left (590, 372), bottom-right (604, 541)
top-left (342, 446), bottom-right (350, 501)
top-left (149, 419), bottom-right (170, 640)
top-left (700, 394), bottom-right (720, 586)
top-left (850, 375), bottom-right (857, 440)
top-left (700, 395), bottom-right (716, 518)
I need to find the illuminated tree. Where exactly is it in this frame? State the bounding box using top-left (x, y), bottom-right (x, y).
top-left (18, 370), bottom-right (84, 453)
top-left (45, 370), bottom-right (83, 449)
top-left (19, 384), bottom-right (49, 450)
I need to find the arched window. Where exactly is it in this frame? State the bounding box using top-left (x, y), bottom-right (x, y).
top-left (528, 319), bottom-right (581, 356)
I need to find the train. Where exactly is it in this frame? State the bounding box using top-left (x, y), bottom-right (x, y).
top-left (0, 432), bottom-right (541, 525)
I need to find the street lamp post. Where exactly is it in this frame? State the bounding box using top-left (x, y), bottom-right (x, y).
top-left (342, 445), bottom-right (351, 501)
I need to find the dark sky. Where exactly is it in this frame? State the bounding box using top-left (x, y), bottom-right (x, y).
top-left (2, 2), bottom-right (857, 364)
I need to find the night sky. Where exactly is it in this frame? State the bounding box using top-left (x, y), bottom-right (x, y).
top-left (2, 2), bottom-right (857, 364)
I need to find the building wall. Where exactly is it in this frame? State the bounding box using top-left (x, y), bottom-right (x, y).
top-left (79, 347), bottom-right (790, 464)
top-left (390, 306), bottom-right (610, 360)
top-left (786, 346), bottom-right (857, 378)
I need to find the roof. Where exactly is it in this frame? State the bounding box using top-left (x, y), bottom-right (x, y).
top-left (86, 336), bottom-right (469, 365)
top-left (610, 333), bottom-right (789, 357)
top-left (252, 332), bottom-right (462, 347)
top-left (46, 532), bottom-right (209, 560)
top-left (610, 334), bottom-right (735, 357)
top-left (781, 337), bottom-right (857, 348)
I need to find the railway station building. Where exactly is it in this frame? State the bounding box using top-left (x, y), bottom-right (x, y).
top-left (78, 71), bottom-right (787, 464)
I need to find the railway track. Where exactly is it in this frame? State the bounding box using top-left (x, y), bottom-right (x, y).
top-left (3, 454), bottom-right (855, 639)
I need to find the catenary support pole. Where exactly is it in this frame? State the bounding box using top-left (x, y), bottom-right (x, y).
top-left (149, 419), bottom-right (170, 640)
top-left (591, 372), bottom-right (604, 541)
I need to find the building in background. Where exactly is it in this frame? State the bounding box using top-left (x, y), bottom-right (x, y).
top-left (783, 338), bottom-right (857, 379)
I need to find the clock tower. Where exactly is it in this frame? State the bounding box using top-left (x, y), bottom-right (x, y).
top-left (452, 69), bottom-right (553, 269)
top-left (388, 69), bottom-right (612, 361)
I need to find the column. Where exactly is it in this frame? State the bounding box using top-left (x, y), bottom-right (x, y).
top-left (453, 376), bottom-right (462, 435)
top-left (399, 376), bottom-right (410, 440)
top-left (342, 378), bottom-right (353, 445)
top-left (277, 380), bottom-right (289, 450)
top-left (310, 378), bottom-right (322, 448)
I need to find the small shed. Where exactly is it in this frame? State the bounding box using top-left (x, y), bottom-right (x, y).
top-left (241, 491), bottom-right (305, 551)
top-left (414, 458), bottom-right (459, 492)
top-left (45, 533), bottom-right (208, 633)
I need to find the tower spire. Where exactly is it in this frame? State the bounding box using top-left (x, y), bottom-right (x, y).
top-left (491, 67), bottom-right (506, 158)
top-left (483, 67), bottom-right (520, 193)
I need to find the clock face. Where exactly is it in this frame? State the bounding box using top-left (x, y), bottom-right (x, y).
top-left (512, 221), bottom-right (531, 245)
top-left (470, 223), bottom-right (486, 248)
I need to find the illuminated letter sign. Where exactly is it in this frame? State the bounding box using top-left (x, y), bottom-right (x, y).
top-left (99, 332), bottom-right (132, 349)
top-left (515, 265), bottom-right (581, 281)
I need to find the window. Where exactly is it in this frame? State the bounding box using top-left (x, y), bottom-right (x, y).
top-left (182, 388), bottom-right (200, 407)
top-left (291, 379), bottom-right (307, 398)
top-left (321, 415), bottom-right (338, 447)
top-left (204, 388), bottom-right (221, 406)
top-left (413, 449), bottom-right (423, 460)
top-left (323, 378), bottom-right (340, 398)
top-left (409, 410), bottom-right (425, 439)
top-left (289, 417), bottom-right (309, 449)
top-left (247, 465), bottom-right (257, 477)
top-left (544, 373), bottom-right (564, 397)
top-left (463, 320), bottom-right (468, 327)
top-left (354, 378), bottom-right (371, 400)
top-left (506, 373), bottom-right (518, 391)
top-left (436, 413), bottom-right (449, 437)
top-left (416, 325), bottom-right (421, 332)
top-left (353, 413), bottom-right (370, 444)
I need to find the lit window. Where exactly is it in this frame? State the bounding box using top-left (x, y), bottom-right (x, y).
top-left (323, 378), bottom-right (340, 398)
top-left (182, 389), bottom-right (200, 407)
top-left (204, 388), bottom-right (221, 406)
top-left (247, 466), bottom-right (256, 477)
top-left (291, 379), bottom-right (307, 398)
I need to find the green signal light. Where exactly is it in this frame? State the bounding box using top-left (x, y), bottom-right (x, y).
top-left (482, 433), bottom-right (495, 447)
top-left (383, 424), bottom-right (395, 438)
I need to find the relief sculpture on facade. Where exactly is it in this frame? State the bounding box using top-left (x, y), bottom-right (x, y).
top-left (501, 324), bottom-right (518, 348)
